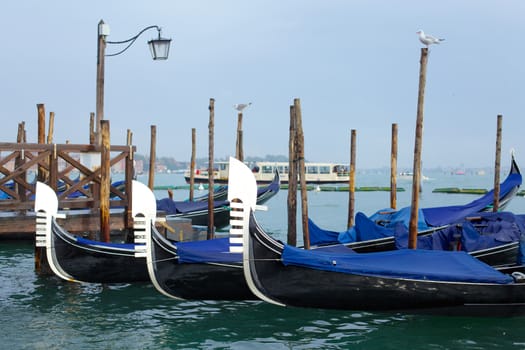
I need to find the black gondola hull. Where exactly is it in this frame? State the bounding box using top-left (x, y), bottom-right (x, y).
top-left (248, 215), bottom-right (525, 316)
top-left (150, 229), bottom-right (255, 300)
top-left (52, 221), bottom-right (148, 283)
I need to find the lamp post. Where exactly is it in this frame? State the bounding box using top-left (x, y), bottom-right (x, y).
top-left (95, 19), bottom-right (171, 144)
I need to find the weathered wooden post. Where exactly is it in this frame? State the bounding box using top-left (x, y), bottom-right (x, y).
top-left (234, 103), bottom-right (250, 161)
top-left (287, 105), bottom-right (297, 246)
top-left (148, 125), bottom-right (156, 190)
top-left (390, 123), bottom-right (398, 209)
top-left (294, 98), bottom-right (310, 249)
top-left (189, 128), bottom-right (196, 201)
top-left (493, 114), bottom-right (503, 212)
top-left (47, 112), bottom-right (55, 144)
top-left (37, 104), bottom-right (45, 144)
top-left (127, 129), bottom-right (133, 146)
top-left (95, 20), bottom-right (107, 145)
top-left (100, 120), bottom-right (111, 242)
top-left (31, 116), bottom-right (43, 271)
top-left (37, 104), bottom-right (47, 183)
top-left (238, 130), bottom-right (243, 163)
top-left (125, 129), bottom-right (134, 230)
top-left (347, 129), bottom-right (356, 229)
top-left (408, 48), bottom-right (429, 249)
top-left (16, 123), bottom-right (27, 202)
top-left (235, 112), bottom-right (244, 162)
top-left (17, 123), bottom-right (24, 142)
top-left (90, 112), bottom-right (96, 145)
top-left (21, 121), bottom-right (27, 143)
top-left (207, 98), bottom-right (215, 239)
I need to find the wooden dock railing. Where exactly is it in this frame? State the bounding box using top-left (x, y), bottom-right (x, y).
top-left (0, 142), bottom-right (136, 235)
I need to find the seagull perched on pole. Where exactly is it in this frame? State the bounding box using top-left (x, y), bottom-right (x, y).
top-left (416, 30), bottom-right (445, 47)
top-left (233, 102), bottom-right (252, 112)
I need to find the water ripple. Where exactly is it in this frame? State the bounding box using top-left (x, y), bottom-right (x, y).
top-left (3, 239), bottom-right (525, 349)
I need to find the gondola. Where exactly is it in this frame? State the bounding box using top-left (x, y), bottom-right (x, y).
top-left (309, 153), bottom-right (522, 246)
top-left (143, 220), bottom-right (256, 300)
top-left (33, 171), bottom-right (279, 285)
top-left (228, 157), bottom-right (525, 316)
top-left (308, 210), bottom-right (525, 268)
top-left (141, 162), bottom-right (268, 300)
top-left (360, 210), bottom-right (525, 267)
top-left (156, 170), bottom-right (279, 229)
top-left (34, 181), bottom-right (156, 284)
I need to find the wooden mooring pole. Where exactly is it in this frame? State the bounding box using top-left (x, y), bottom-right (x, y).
top-left (37, 104), bottom-right (47, 182)
top-left (34, 105), bottom-right (45, 270)
top-left (287, 105), bottom-right (297, 246)
top-left (189, 128), bottom-right (196, 201)
top-left (16, 123), bottom-right (27, 203)
top-left (493, 114), bottom-right (502, 212)
top-left (90, 112), bottom-right (95, 145)
top-left (47, 112), bottom-right (55, 144)
top-left (207, 98), bottom-right (215, 239)
top-left (347, 129), bottom-right (356, 228)
top-left (100, 120), bottom-right (111, 242)
top-left (408, 47), bottom-right (429, 249)
top-left (148, 125), bottom-right (156, 190)
top-left (236, 112), bottom-right (244, 162)
top-left (390, 123), bottom-right (398, 209)
top-left (127, 129), bottom-right (133, 147)
top-left (294, 98), bottom-right (310, 249)
top-left (125, 129), bottom-right (134, 231)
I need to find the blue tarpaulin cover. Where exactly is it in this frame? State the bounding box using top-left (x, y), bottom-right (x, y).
top-left (394, 211), bottom-right (525, 253)
top-left (394, 223), bottom-right (454, 251)
top-left (308, 218), bottom-right (342, 245)
top-left (422, 172), bottom-right (522, 226)
top-left (355, 210), bottom-right (428, 242)
top-left (156, 198), bottom-right (229, 215)
top-left (281, 245), bottom-right (514, 284)
top-left (460, 212), bottom-right (525, 251)
top-left (177, 237), bottom-right (241, 263)
top-left (333, 209), bottom-right (428, 244)
top-left (311, 170), bottom-right (521, 245)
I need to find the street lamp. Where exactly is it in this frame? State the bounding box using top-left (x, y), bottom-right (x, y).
top-left (95, 19), bottom-right (171, 143)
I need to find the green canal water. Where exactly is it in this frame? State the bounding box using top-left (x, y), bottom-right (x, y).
top-left (2, 171), bottom-right (525, 349)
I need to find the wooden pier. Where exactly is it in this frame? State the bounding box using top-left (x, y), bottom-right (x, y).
top-left (0, 141), bottom-right (135, 240)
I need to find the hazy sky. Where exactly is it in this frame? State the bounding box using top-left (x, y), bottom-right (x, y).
top-left (1, 1), bottom-right (524, 169)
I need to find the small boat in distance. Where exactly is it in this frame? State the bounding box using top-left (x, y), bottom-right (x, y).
top-left (184, 161), bottom-right (349, 185)
top-left (398, 171), bottom-right (430, 181)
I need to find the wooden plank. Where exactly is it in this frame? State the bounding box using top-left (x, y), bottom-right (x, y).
top-left (0, 212), bottom-right (127, 239)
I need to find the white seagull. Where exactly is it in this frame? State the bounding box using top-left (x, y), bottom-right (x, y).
top-left (233, 102), bottom-right (252, 112)
top-left (416, 30), bottom-right (445, 47)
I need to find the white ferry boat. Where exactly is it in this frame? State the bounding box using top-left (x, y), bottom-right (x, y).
top-left (184, 161), bottom-right (350, 185)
